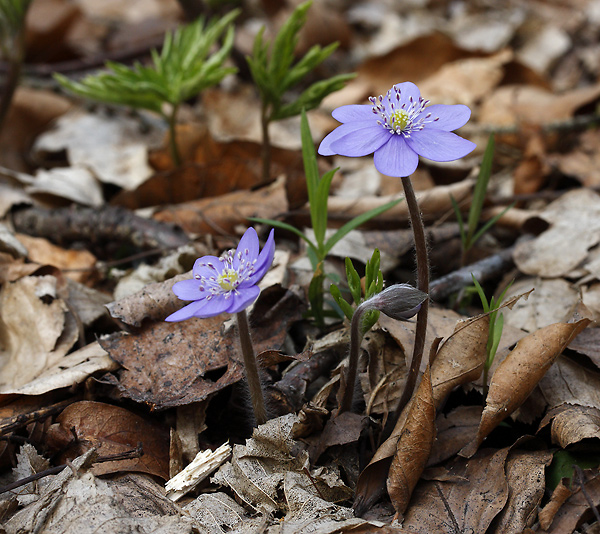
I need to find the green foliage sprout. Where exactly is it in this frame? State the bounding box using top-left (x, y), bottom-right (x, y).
top-left (246, 0), bottom-right (355, 181)
top-left (451, 135), bottom-right (514, 265)
top-left (331, 249), bottom-right (384, 335)
top-left (54, 11), bottom-right (239, 166)
top-left (471, 275), bottom-right (513, 398)
top-left (251, 111), bottom-right (401, 327)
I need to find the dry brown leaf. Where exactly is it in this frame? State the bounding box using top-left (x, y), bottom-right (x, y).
top-left (325, 32), bottom-right (478, 108)
top-left (537, 355), bottom-right (600, 412)
top-left (460, 319), bottom-right (590, 458)
top-left (538, 473), bottom-right (600, 533)
top-left (419, 49), bottom-right (512, 107)
top-left (102, 287), bottom-right (303, 409)
top-left (387, 366), bottom-right (435, 517)
top-left (512, 130), bottom-right (550, 195)
top-left (513, 189), bottom-right (600, 278)
top-left (16, 233), bottom-right (97, 284)
top-left (326, 178), bottom-right (474, 225)
top-left (503, 278), bottom-right (580, 333)
top-left (541, 404), bottom-right (600, 448)
top-left (431, 314), bottom-right (489, 407)
top-left (429, 406), bottom-right (482, 467)
top-left (152, 176), bottom-right (288, 236)
top-left (491, 450), bottom-right (553, 533)
top-left (479, 83), bottom-right (600, 128)
top-left (550, 129), bottom-right (600, 187)
top-left (0, 275), bottom-right (78, 391)
top-left (46, 400), bottom-right (169, 479)
top-left (401, 447), bottom-right (510, 533)
top-left (538, 481), bottom-right (573, 531)
top-left (568, 327), bottom-right (600, 370)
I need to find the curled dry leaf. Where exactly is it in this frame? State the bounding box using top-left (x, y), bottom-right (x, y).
top-left (387, 366), bottom-right (435, 518)
top-left (401, 447), bottom-right (511, 534)
top-left (429, 406), bottom-right (482, 467)
top-left (431, 314), bottom-right (489, 407)
top-left (46, 400), bottom-right (170, 480)
top-left (540, 404), bottom-right (600, 449)
top-left (460, 319), bottom-right (590, 458)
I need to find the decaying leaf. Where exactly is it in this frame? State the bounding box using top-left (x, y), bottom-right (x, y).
top-left (428, 406), bottom-right (482, 467)
top-left (431, 314), bottom-right (489, 407)
top-left (0, 275), bottom-right (78, 392)
top-left (387, 366), bottom-right (435, 518)
top-left (211, 414), bottom-right (353, 528)
top-left (401, 447), bottom-right (511, 534)
top-left (460, 319), bottom-right (590, 458)
top-left (46, 400), bottom-right (170, 480)
top-left (540, 404), bottom-right (600, 449)
top-left (513, 188), bottom-right (600, 278)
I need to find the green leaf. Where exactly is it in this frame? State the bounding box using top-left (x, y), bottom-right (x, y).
top-left (450, 194), bottom-right (467, 247)
top-left (55, 12), bottom-right (239, 113)
top-left (345, 257), bottom-right (362, 306)
top-left (313, 168), bottom-right (336, 249)
top-left (308, 263), bottom-right (325, 327)
top-left (469, 202), bottom-right (515, 248)
top-left (465, 134), bottom-right (495, 248)
top-left (330, 284), bottom-right (354, 321)
top-left (324, 197), bottom-right (403, 254)
top-left (471, 275), bottom-right (489, 312)
top-left (361, 309), bottom-right (380, 335)
top-left (547, 449), bottom-right (600, 490)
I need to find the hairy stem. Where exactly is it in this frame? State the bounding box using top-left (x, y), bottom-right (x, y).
top-left (338, 306), bottom-right (366, 414)
top-left (0, 31), bottom-right (24, 135)
top-left (236, 309), bottom-right (267, 425)
top-left (385, 177), bottom-right (429, 435)
top-left (167, 104), bottom-right (181, 167)
top-left (260, 102), bottom-right (271, 183)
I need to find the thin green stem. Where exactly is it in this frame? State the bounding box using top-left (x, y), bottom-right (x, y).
top-left (236, 309), bottom-right (267, 426)
top-left (384, 176), bottom-right (429, 438)
top-left (260, 102), bottom-right (271, 182)
top-left (167, 104), bottom-right (182, 167)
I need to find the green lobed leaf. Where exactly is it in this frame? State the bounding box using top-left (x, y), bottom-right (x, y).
top-left (330, 284), bottom-right (354, 321)
top-left (345, 257), bottom-right (362, 306)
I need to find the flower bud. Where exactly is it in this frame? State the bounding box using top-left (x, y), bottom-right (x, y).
top-left (359, 283), bottom-right (427, 321)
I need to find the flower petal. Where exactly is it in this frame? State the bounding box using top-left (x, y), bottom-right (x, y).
top-left (394, 82), bottom-right (421, 107)
top-left (248, 228), bottom-right (275, 284)
top-left (332, 104), bottom-right (375, 123)
top-left (234, 227), bottom-right (259, 270)
top-left (319, 121), bottom-right (383, 156)
top-left (406, 129), bottom-right (476, 162)
top-left (165, 298), bottom-right (213, 321)
top-left (418, 104), bottom-right (471, 131)
top-left (193, 255), bottom-right (224, 279)
top-left (373, 136), bottom-right (419, 177)
top-left (172, 279), bottom-right (202, 301)
top-left (226, 286), bottom-right (260, 314)
top-left (328, 123), bottom-right (391, 157)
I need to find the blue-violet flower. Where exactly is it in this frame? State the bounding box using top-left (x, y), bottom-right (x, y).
top-left (318, 81), bottom-right (476, 177)
top-left (166, 227), bottom-right (275, 321)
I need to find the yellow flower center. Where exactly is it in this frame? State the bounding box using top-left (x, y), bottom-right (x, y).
top-left (390, 109), bottom-right (409, 131)
top-left (217, 269), bottom-right (239, 291)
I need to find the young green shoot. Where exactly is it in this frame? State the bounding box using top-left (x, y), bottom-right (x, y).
top-left (251, 111), bottom-right (401, 327)
top-left (246, 0), bottom-right (355, 181)
top-left (471, 275), bottom-right (513, 399)
top-left (55, 11), bottom-right (239, 166)
top-left (451, 135), bottom-right (514, 266)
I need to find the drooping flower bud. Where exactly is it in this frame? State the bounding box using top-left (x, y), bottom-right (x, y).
top-left (358, 283), bottom-right (427, 321)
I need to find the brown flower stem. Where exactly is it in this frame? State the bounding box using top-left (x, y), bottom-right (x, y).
top-left (338, 305), bottom-right (366, 414)
top-left (260, 102), bottom-right (271, 183)
top-left (384, 176), bottom-right (429, 437)
top-left (236, 309), bottom-right (267, 425)
top-left (167, 104), bottom-right (181, 167)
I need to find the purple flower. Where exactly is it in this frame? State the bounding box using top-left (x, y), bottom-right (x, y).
top-left (166, 228), bottom-right (275, 321)
top-left (318, 82), bottom-right (476, 177)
